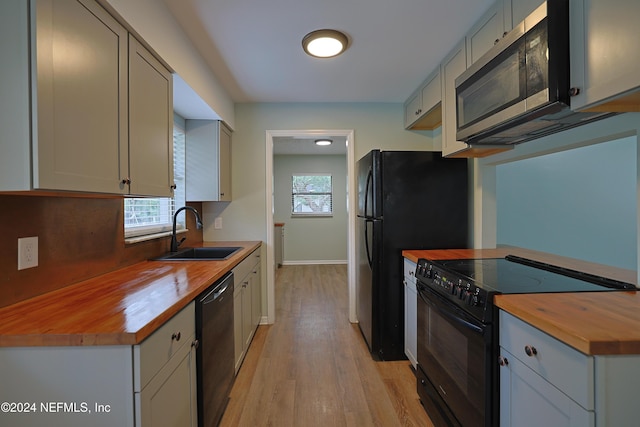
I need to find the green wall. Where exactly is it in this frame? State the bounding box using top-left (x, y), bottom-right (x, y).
top-left (201, 102), bottom-right (438, 242)
top-left (273, 155), bottom-right (348, 263)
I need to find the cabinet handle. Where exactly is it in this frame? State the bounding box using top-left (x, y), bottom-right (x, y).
top-left (171, 332), bottom-right (181, 342)
top-left (121, 178), bottom-right (131, 185)
top-left (498, 355), bottom-right (509, 366)
top-left (191, 339), bottom-right (200, 349)
top-left (243, 281), bottom-right (249, 288)
top-left (524, 345), bottom-right (537, 357)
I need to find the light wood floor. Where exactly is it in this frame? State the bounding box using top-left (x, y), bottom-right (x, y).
top-left (219, 264), bottom-right (434, 427)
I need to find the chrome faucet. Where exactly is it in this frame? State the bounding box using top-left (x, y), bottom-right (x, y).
top-left (170, 206), bottom-right (203, 252)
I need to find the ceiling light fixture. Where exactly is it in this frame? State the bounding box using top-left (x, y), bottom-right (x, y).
top-left (315, 139), bottom-right (333, 146)
top-left (302, 29), bottom-right (349, 58)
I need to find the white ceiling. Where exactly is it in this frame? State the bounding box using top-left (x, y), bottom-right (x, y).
top-left (163, 0), bottom-right (495, 104)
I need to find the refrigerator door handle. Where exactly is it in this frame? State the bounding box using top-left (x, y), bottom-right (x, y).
top-left (364, 219), bottom-right (373, 268)
top-left (364, 168), bottom-right (373, 218)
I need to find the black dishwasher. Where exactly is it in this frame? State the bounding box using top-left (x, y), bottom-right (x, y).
top-left (196, 272), bottom-right (234, 427)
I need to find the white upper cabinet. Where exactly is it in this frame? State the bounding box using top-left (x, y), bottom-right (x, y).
top-left (186, 120), bottom-right (232, 202)
top-left (440, 39), bottom-right (469, 157)
top-left (504, 0), bottom-right (545, 31)
top-left (0, 0), bottom-right (174, 196)
top-left (466, 2), bottom-right (507, 65)
top-left (128, 35), bottom-right (174, 197)
top-left (404, 67), bottom-right (442, 130)
top-left (569, 0), bottom-right (640, 112)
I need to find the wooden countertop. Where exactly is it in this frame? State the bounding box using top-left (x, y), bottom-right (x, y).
top-left (402, 247), bottom-right (640, 355)
top-left (0, 241), bottom-right (261, 347)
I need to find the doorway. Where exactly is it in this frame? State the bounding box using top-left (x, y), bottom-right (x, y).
top-left (265, 130), bottom-right (356, 324)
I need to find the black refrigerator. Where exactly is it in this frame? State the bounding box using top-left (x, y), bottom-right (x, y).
top-left (356, 150), bottom-right (469, 360)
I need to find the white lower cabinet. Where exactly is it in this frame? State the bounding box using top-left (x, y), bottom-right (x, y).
top-left (499, 310), bottom-right (640, 427)
top-left (233, 247), bottom-right (262, 373)
top-left (403, 258), bottom-right (418, 369)
top-left (134, 302), bottom-right (197, 427)
top-left (0, 303), bottom-right (197, 427)
top-left (500, 346), bottom-right (593, 427)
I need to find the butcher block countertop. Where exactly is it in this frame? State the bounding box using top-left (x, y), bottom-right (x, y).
top-left (402, 247), bottom-right (640, 356)
top-left (0, 241), bottom-right (261, 347)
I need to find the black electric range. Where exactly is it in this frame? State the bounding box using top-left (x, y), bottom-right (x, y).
top-left (415, 254), bottom-right (636, 323)
top-left (413, 254), bottom-right (636, 427)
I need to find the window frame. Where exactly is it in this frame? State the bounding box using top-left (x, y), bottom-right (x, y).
top-left (291, 173), bottom-right (334, 217)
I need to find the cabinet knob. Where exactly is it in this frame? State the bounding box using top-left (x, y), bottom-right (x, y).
top-left (191, 339), bottom-right (200, 349)
top-left (171, 332), bottom-right (181, 342)
top-left (498, 355), bottom-right (509, 366)
top-left (494, 38), bottom-right (500, 45)
top-left (220, 193), bottom-right (225, 196)
top-left (569, 87), bottom-right (581, 97)
top-left (524, 345), bottom-right (537, 357)
top-left (170, 184), bottom-right (177, 190)
top-left (121, 178), bottom-right (131, 185)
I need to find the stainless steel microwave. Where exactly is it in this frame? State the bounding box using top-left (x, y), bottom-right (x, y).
top-left (455, 0), bottom-right (613, 146)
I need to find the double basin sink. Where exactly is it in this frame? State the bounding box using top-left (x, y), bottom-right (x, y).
top-left (154, 246), bottom-right (242, 261)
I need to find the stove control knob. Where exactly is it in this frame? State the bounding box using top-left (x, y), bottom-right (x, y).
top-left (471, 294), bottom-right (480, 306)
top-left (425, 265), bottom-right (433, 279)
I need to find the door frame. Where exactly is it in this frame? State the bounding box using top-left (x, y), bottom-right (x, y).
top-left (265, 129), bottom-right (357, 323)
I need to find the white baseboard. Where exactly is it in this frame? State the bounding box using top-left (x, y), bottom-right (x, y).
top-left (281, 260), bottom-right (348, 266)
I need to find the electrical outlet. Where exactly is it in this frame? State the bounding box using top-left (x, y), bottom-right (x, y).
top-left (18, 236), bottom-right (38, 270)
top-left (214, 217), bottom-right (223, 229)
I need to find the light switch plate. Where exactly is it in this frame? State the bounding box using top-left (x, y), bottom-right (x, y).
top-left (18, 236), bottom-right (38, 270)
top-left (214, 217), bottom-right (223, 229)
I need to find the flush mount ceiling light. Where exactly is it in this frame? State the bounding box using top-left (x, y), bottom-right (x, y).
top-left (315, 139), bottom-right (333, 146)
top-left (302, 29), bottom-right (349, 58)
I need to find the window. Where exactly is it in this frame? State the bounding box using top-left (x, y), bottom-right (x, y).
top-left (291, 174), bottom-right (333, 216)
top-left (124, 118), bottom-right (186, 239)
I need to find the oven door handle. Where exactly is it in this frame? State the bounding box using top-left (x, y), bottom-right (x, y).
top-left (417, 284), bottom-right (485, 334)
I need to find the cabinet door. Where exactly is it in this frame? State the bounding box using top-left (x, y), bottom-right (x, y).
top-left (35, 0), bottom-right (128, 193)
top-left (508, 0), bottom-right (544, 29)
top-left (499, 348), bottom-right (594, 427)
top-left (1, 0), bottom-right (32, 191)
top-left (466, 2), bottom-right (506, 65)
top-left (242, 276), bottom-right (253, 350)
top-left (251, 262), bottom-right (262, 330)
top-left (404, 90), bottom-right (422, 128)
top-left (403, 278), bottom-right (417, 369)
top-left (137, 334), bottom-right (198, 427)
top-left (233, 282), bottom-right (244, 373)
top-left (441, 40), bottom-right (469, 157)
top-left (186, 120), bottom-right (232, 202)
top-left (218, 122), bottom-right (232, 201)
top-left (128, 35), bottom-right (174, 197)
top-left (570, 0), bottom-right (640, 112)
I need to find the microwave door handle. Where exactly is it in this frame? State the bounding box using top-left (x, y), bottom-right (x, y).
top-left (417, 286), bottom-right (484, 334)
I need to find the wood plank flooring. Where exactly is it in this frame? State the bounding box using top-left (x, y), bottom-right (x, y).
top-left (220, 264), bottom-right (434, 426)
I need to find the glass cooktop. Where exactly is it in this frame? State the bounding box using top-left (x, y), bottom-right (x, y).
top-left (434, 255), bottom-right (636, 294)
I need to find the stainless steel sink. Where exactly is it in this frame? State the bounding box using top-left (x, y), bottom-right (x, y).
top-left (153, 247), bottom-right (242, 261)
